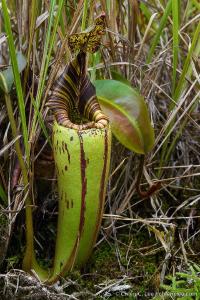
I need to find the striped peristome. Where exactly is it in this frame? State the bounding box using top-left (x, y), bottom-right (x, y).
top-left (47, 51), bottom-right (108, 130)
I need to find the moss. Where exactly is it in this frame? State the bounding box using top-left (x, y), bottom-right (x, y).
top-left (62, 228), bottom-right (164, 296)
top-left (6, 255), bottom-right (20, 268)
top-left (89, 242), bottom-right (122, 279)
top-left (0, 213), bottom-right (8, 226)
top-left (0, 213), bottom-right (9, 265)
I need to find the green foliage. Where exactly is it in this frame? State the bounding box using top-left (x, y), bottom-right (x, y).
top-left (152, 264), bottom-right (200, 300)
top-left (172, 0), bottom-right (179, 95)
top-left (0, 52), bottom-right (26, 93)
top-left (110, 70), bottom-right (132, 87)
top-left (0, 185), bottom-right (7, 205)
top-left (30, 0), bottom-right (64, 137)
top-left (0, 0), bottom-right (200, 296)
top-left (1, 0), bottom-right (29, 158)
top-left (6, 255), bottom-right (20, 269)
top-left (95, 79), bottom-right (155, 154)
top-left (146, 0), bottom-right (172, 64)
top-left (159, 20), bottom-right (200, 168)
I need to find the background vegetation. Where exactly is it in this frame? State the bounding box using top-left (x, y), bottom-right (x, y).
top-left (0, 0), bottom-right (200, 299)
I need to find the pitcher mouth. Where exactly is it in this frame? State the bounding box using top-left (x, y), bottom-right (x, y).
top-left (47, 86), bottom-right (109, 130)
top-left (60, 118), bottom-right (109, 131)
top-left (48, 98), bottom-right (109, 130)
top-left (55, 119), bottom-right (109, 131)
top-left (47, 51), bottom-right (109, 131)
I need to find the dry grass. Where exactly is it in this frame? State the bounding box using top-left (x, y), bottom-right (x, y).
top-left (0, 0), bottom-right (200, 298)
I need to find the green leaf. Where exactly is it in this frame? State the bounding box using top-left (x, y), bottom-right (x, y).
top-left (0, 184), bottom-right (7, 205)
top-left (0, 52), bottom-right (26, 93)
top-left (111, 70), bottom-right (132, 86)
top-left (94, 80), bottom-right (155, 154)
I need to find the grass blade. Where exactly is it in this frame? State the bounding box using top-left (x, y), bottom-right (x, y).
top-left (159, 21), bottom-right (200, 169)
top-left (30, 0), bottom-right (64, 137)
top-left (173, 20), bottom-right (200, 105)
top-left (23, 0), bottom-right (38, 90)
top-left (172, 0), bottom-right (179, 95)
top-left (30, 95), bottom-right (52, 147)
top-left (0, 136), bottom-right (22, 157)
top-left (0, 184), bottom-right (7, 205)
top-left (81, 0), bottom-right (89, 31)
top-left (1, 0), bottom-right (29, 159)
top-left (34, 0), bottom-right (57, 107)
top-left (146, 0), bottom-right (172, 63)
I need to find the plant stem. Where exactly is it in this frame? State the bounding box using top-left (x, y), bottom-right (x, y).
top-left (81, 0), bottom-right (89, 31)
top-left (4, 93), bottom-right (34, 270)
top-left (136, 155), bottom-right (161, 198)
